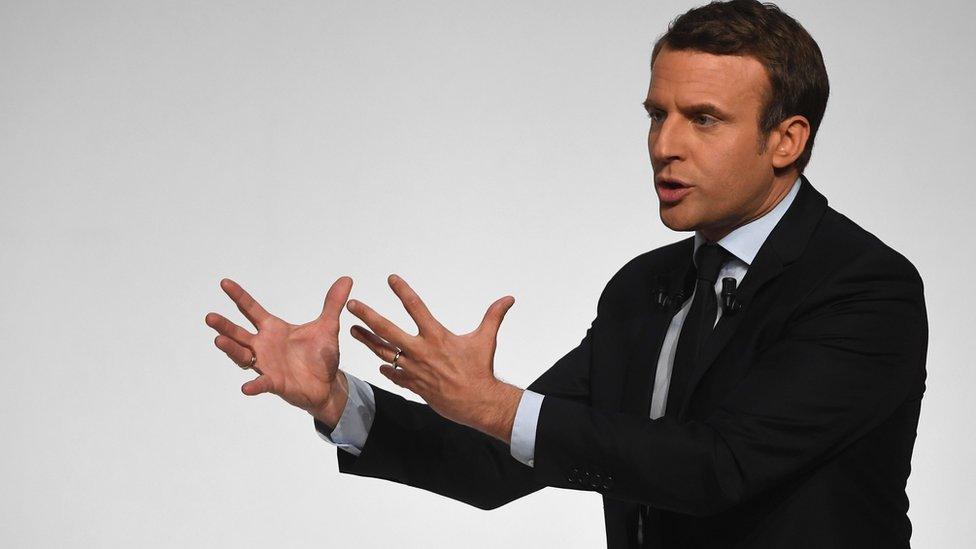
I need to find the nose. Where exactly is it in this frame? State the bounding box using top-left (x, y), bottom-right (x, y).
top-left (649, 116), bottom-right (685, 167)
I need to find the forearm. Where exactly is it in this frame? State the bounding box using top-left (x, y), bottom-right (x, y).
top-left (531, 393), bottom-right (736, 517)
top-left (336, 382), bottom-right (544, 510)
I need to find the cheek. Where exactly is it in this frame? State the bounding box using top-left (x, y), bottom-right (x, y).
top-left (707, 135), bottom-right (765, 187)
top-left (693, 162), bottom-right (747, 218)
top-left (695, 149), bottom-right (739, 197)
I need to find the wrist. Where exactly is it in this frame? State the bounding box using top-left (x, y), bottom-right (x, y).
top-left (310, 370), bottom-right (349, 431)
top-left (478, 381), bottom-right (523, 445)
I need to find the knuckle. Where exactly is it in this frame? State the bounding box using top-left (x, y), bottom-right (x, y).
top-left (397, 335), bottom-right (417, 352)
top-left (424, 329), bottom-right (446, 346)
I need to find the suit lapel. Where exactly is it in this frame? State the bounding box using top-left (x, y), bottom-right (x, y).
top-left (674, 174), bottom-right (830, 417)
top-left (620, 243), bottom-right (694, 417)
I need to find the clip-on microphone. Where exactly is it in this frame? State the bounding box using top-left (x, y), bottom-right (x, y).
top-left (652, 274), bottom-right (689, 313)
top-left (652, 275), bottom-right (671, 310)
top-left (720, 277), bottom-right (742, 315)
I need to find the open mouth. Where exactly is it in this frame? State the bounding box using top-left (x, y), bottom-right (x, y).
top-left (655, 178), bottom-right (692, 203)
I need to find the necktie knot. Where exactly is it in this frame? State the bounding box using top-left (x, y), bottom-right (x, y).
top-left (694, 243), bottom-right (730, 285)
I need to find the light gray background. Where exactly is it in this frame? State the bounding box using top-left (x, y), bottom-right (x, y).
top-left (1, 0), bottom-right (972, 546)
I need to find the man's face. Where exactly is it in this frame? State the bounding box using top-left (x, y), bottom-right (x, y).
top-left (645, 46), bottom-right (783, 239)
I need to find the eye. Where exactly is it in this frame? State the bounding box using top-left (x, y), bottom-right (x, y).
top-left (694, 114), bottom-right (717, 126)
top-left (646, 110), bottom-right (663, 123)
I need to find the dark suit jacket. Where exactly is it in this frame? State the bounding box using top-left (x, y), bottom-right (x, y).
top-left (327, 174), bottom-right (928, 548)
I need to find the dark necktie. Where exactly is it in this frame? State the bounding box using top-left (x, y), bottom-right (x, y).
top-left (664, 243), bottom-right (731, 418)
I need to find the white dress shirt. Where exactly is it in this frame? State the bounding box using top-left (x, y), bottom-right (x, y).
top-left (316, 177), bottom-right (802, 468)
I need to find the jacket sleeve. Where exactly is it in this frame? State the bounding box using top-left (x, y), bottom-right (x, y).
top-left (529, 247), bottom-right (928, 517)
top-left (332, 318), bottom-right (597, 510)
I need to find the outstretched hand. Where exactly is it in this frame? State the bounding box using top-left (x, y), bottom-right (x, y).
top-left (345, 274), bottom-right (523, 440)
top-left (205, 276), bottom-right (354, 424)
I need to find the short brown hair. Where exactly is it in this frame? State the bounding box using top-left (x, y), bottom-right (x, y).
top-left (651, 0), bottom-right (829, 173)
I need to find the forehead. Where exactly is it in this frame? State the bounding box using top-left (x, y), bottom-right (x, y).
top-left (647, 47), bottom-right (769, 112)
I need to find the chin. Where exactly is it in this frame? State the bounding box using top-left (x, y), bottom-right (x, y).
top-left (659, 207), bottom-right (699, 233)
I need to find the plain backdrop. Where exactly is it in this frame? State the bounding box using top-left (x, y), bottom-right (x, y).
top-left (2, 0), bottom-right (973, 546)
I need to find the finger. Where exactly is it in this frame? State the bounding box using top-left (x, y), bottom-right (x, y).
top-left (320, 276), bottom-right (354, 322)
top-left (205, 312), bottom-right (255, 346)
top-left (350, 324), bottom-right (399, 362)
top-left (379, 364), bottom-right (416, 390)
top-left (387, 274), bottom-right (445, 336)
top-left (220, 278), bottom-right (272, 329)
top-left (213, 334), bottom-right (254, 368)
top-left (476, 295), bottom-right (516, 336)
top-left (242, 374), bottom-right (274, 396)
top-left (345, 299), bottom-right (414, 352)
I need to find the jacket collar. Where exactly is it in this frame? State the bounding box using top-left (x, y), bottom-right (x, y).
top-left (693, 175), bottom-right (801, 267)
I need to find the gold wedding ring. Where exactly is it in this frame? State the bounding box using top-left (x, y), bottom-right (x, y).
top-left (241, 355), bottom-right (255, 370)
top-left (392, 348), bottom-right (402, 369)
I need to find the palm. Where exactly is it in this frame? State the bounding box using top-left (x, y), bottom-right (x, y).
top-left (254, 317), bottom-right (339, 410)
top-left (206, 276), bottom-right (354, 413)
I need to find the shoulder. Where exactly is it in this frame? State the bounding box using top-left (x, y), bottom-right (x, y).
top-left (806, 206), bottom-right (923, 287)
top-left (788, 205), bottom-right (927, 334)
top-left (786, 207), bottom-right (928, 379)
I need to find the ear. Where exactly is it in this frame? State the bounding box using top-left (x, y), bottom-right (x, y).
top-left (769, 115), bottom-right (810, 170)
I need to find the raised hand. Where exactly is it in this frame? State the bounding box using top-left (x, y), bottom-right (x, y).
top-left (344, 274), bottom-right (524, 442)
top-left (205, 276), bottom-right (354, 425)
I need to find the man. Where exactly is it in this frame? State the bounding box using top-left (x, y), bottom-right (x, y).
top-left (205, 1), bottom-right (927, 546)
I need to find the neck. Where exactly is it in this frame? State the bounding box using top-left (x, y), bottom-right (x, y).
top-left (698, 171), bottom-right (797, 242)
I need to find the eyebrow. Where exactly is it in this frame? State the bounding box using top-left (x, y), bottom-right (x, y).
top-left (642, 99), bottom-right (731, 119)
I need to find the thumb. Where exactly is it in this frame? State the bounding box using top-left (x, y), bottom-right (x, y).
top-left (476, 295), bottom-right (515, 337)
top-left (242, 374), bottom-right (274, 396)
top-left (320, 276), bottom-right (354, 320)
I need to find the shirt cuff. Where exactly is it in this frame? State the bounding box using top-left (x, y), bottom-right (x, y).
top-left (313, 372), bottom-right (376, 456)
top-left (510, 389), bottom-right (544, 467)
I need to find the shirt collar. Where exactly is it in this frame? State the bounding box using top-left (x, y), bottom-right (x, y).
top-left (693, 175), bottom-right (801, 267)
